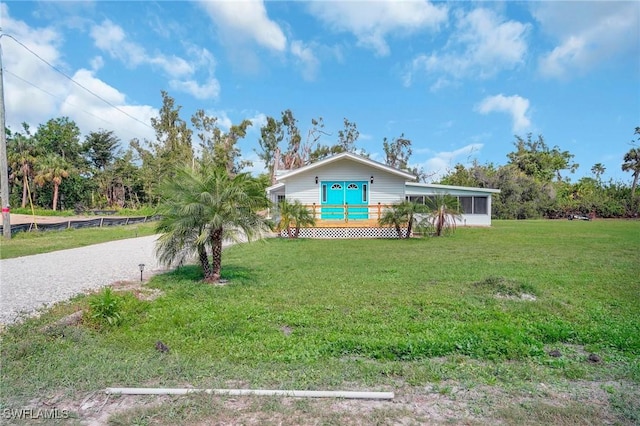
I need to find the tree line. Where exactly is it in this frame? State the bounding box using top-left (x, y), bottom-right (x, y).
top-left (5, 90), bottom-right (639, 219)
top-left (440, 132), bottom-right (640, 219)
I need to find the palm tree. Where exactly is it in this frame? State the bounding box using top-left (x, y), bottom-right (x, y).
top-left (277, 200), bottom-right (316, 238)
top-left (424, 195), bottom-right (462, 237)
top-left (590, 163), bottom-right (605, 183)
top-left (34, 154), bottom-right (70, 211)
top-left (7, 130), bottom-right (38, 208)
top-left (155, 165), bottom-right (270, 283)
top-left (379, 201), bottom-right (426, 238)
top-left (622, 147), bottom-right (640, 198)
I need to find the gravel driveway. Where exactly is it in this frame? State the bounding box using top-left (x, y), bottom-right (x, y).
top-left (0, 235), bottom-right (166, 326)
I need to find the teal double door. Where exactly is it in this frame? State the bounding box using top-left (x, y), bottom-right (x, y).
top-left (321, 181), bottom-right (369, 220)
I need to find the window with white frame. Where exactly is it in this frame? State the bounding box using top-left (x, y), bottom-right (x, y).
top-left (459, 196), bottom-right (488, 214)
top-left (474, 196), bottom-right (488, 214)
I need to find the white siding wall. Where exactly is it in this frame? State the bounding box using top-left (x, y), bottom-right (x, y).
top-left (282, 159), bottom-right (407, 205)
top-left (269, 187), bottom-right (285, 205)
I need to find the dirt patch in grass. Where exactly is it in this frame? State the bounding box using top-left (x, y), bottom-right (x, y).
top-left (21, 379), bottom-right (637, 425)
top-left (110, 280), bottom-right (164, 301)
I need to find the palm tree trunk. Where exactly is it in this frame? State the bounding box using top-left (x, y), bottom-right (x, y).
top-left (21, 175), bottom-right (28, 208)
top-left (395, 223), bottom-right (402, 239)
top-left (197, 245), bottom-right (213, 280)
top-left (207, 227), bottom-right (224, 283)
top-left (632, 172), bottom-right (639, 198)
top-left (435, 207), bottom-right (444, 236)
top-left (52, 183), bottom-right (59, 211)
top-left (405, 214), bottom-right (413, 239)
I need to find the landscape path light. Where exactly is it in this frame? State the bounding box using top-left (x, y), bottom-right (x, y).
top-left (138, 264), bottom-right (145, 282)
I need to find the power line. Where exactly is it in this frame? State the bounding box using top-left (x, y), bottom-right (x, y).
top-left (4, 69), bottom-right (114, 127)
top-left (0, 33), bottom-right (154, 131)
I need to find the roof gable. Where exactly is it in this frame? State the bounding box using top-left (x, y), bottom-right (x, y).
top-left (276, 152), bottom-right (416, 182)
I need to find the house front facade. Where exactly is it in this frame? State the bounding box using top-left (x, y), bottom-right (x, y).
top-left (266, 152), bottom-right (499, 237)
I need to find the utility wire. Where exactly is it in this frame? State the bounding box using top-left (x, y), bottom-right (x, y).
top-left (4, 69), bottom-right (113, 127)
top-left (0, 33), bottom-right (154, 131)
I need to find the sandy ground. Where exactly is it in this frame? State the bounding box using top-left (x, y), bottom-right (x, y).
top-left (4, 213), bottom-right (113, 226)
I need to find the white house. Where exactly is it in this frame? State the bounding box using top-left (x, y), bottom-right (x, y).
top-left (266, 152), bottom-right (499, 238)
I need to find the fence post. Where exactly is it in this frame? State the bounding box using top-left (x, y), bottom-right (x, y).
top-left (100, 217), bottom-right (104, 227)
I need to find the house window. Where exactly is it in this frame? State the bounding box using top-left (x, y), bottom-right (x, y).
top-left (277, 195), bottom-right (286, 203)
top-left (458, 196), bottom-right (488, 214)
top-left (331, 183), bottom-right (342, 190)
top-left (459, 196), bottom-right (473, 214)
top-left (322, 184), bottom-right (327, 203)
top-left (347, 183), bottom-right (358, 189)
top-left (474, 196), bottom-right (488, 214)
top-left (408, 196), bottom-right (425, 204)
top-left (362, 184), bottom-right (368, 202)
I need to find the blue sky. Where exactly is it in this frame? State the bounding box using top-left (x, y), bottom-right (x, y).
top-left (1, 1), bottom-right (639, 183)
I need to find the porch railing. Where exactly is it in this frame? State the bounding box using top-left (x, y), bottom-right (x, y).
top-left (305, 203), bottom-right (392, 223)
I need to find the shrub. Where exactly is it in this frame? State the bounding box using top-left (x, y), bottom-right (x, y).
top-left (88, 287), bottom-right (123, 327)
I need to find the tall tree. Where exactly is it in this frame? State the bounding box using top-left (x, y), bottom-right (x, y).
top-left (34, 154), bottom-right (70, 211)
top-left (280, 109), bottom-right (305, 170)
top-left (309, 116), bottom-right (362, 162)
top-left (192, 110), bottom-right (252, 176)
top-left (151, 91), bottom-right (193, 164)
top-left (622, 147), bottom-right (640, 198)
top-left (84, 130), bottom-right (120, 171)
top-left (257, 111), bottom-right (326, 182)
top-left (336, 117), bottom-right (359, 153)
top-left (34, 117), bottom-right (84, 167)
top-left (133, 91), bottom-right (193, 203)
top-left (155, 165), bottom-right (269, 283)
top-left (591, 163), bottom-right (606, 182)
top-left (257, 116), bottom-right (284, 184)
top-left (507, 134), bottom-right (578, 182)
top-left (383, 134), bottom-right (412, 170)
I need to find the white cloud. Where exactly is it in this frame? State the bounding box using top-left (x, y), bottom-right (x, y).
top-left (533, 2), bottom-right (640, 78)
top-left (89, 19), bottom-right (220, 100)
top-left (308, 0), bottom-right (448, 56)
top-left (169, 79), bottom-right (221, 100)
top-left (419, 143), bottom-right (484, 182)
top-left (247, 112), bottom-right (267, 130)
top-left (290, 40), bottom-right (320, 81)
top-left (90, 55), bottom-right (104, 71)
top-left (59, 69), bottom-right (157, 144)
top-left (1, 4), bottom-right (156, 145)
top-left (476, 94), bottom-right (531, 132)
top-left (1, 4), bottom-right (67, 127)
top-left (404, 7), bottom-right (529, 88)
top-left (90, 20), bottom-right (193, 77)
top-left (198, 0), bottom-right (287, 52)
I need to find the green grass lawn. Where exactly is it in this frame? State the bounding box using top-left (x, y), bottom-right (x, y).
top-left (0, 222), bottom-right (157, 259)
top-left (1, 220), bottom-right (638, 424)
